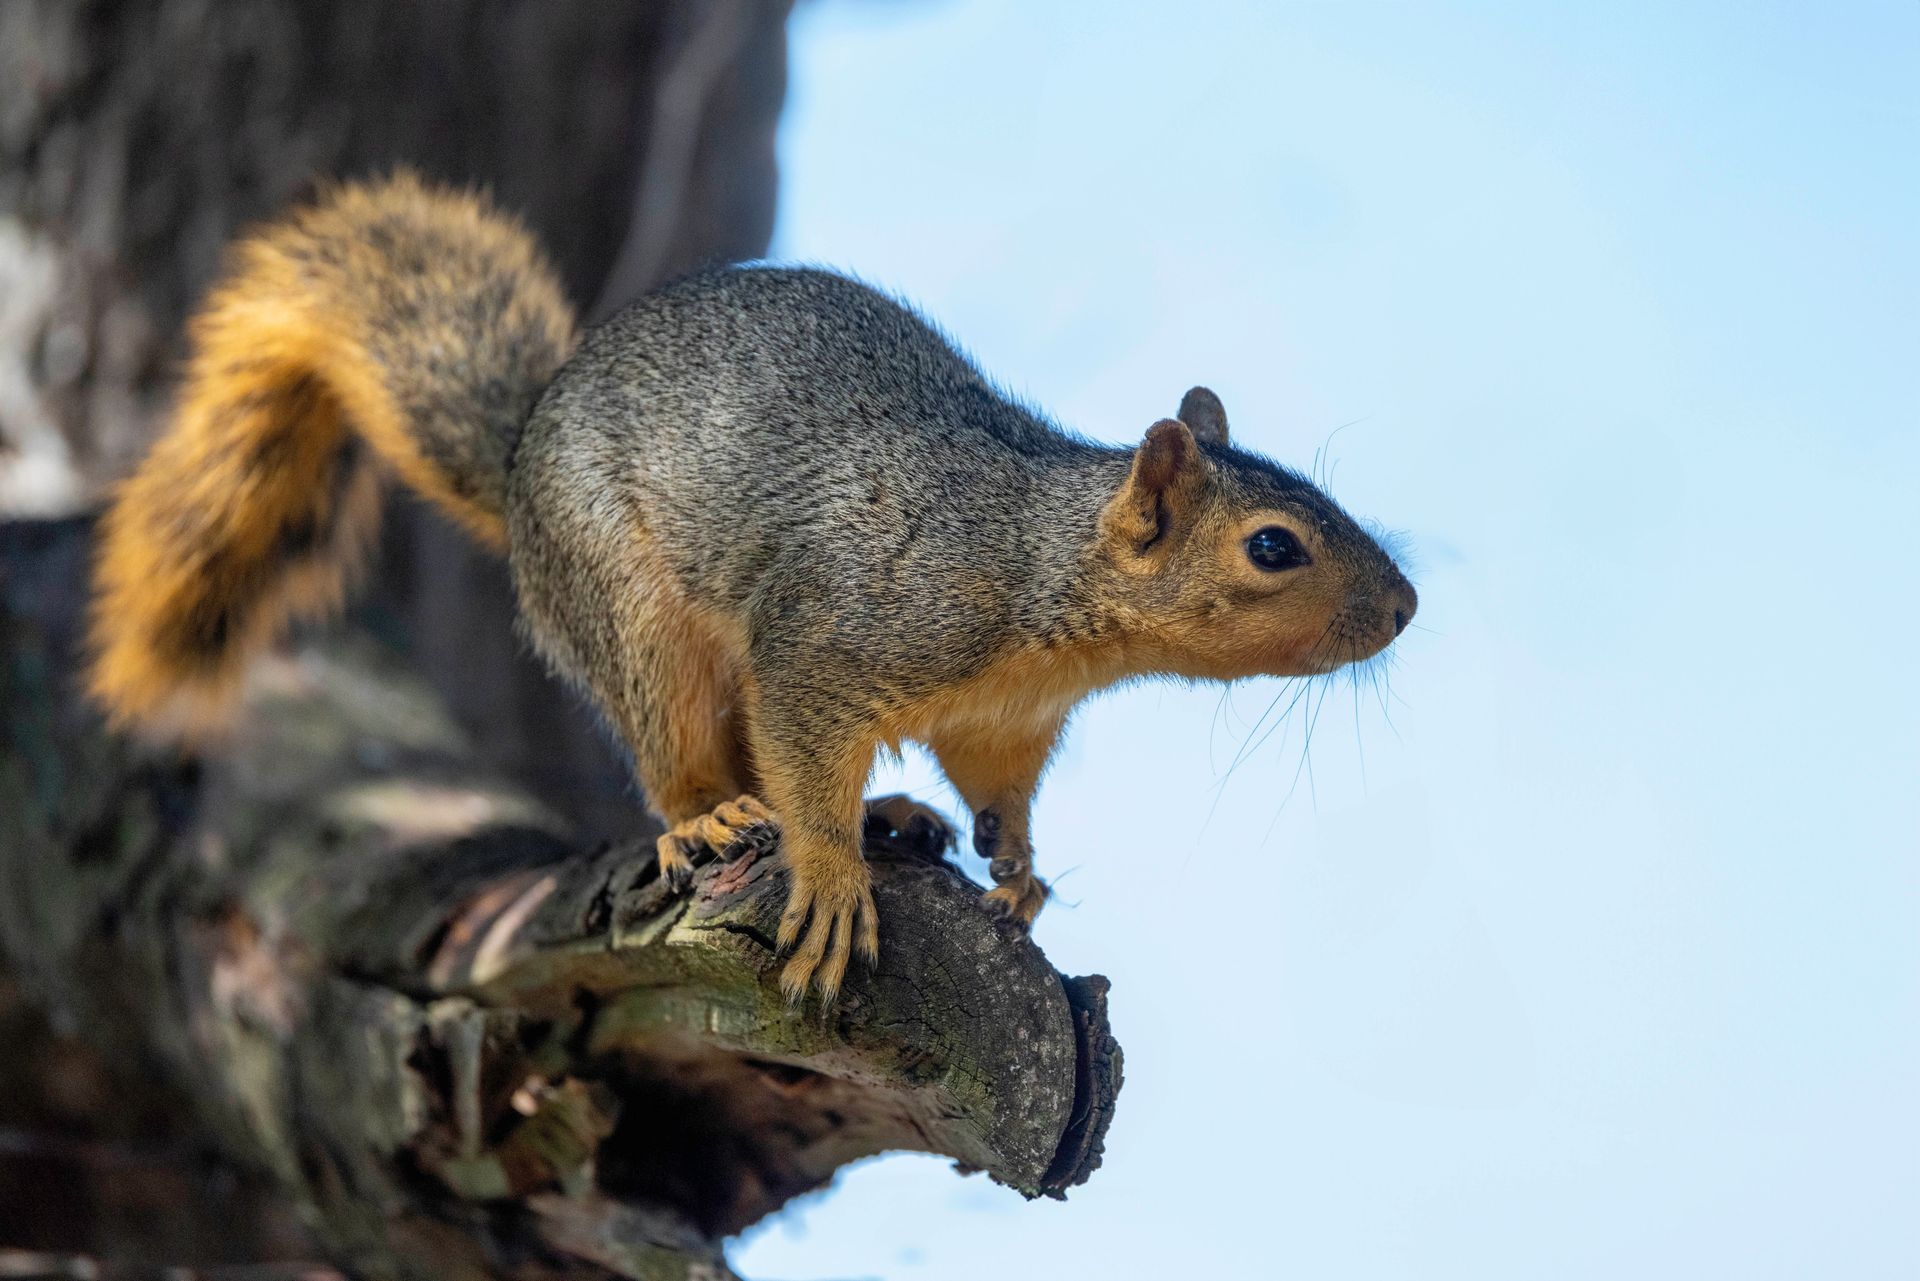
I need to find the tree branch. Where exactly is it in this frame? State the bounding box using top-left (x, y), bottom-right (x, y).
top-left (0, 516), bottom-right (1121, 1280)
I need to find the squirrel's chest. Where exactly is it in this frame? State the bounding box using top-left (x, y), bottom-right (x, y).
top-left (879, 644), bottom-right (1119, 749)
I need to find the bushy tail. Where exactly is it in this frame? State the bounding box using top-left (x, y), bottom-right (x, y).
top-left (88, 172), bottom-right (576, 738)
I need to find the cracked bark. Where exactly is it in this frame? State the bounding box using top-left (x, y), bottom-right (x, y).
top-left (0, 517), bottom-right (1123, 1280)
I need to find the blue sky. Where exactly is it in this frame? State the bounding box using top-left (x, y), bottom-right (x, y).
top-left (735, 3), bottom-right (1919, 1277)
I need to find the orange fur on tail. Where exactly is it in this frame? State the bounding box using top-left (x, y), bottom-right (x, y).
top-left (86, 172), bottom-right (575, 739)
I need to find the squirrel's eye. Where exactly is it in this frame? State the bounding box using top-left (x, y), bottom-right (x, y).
top-left (1246, 526), bottom-right (1309, 571)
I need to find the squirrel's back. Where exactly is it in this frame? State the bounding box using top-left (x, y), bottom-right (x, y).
top-left (88, 173), bottom-right (575, 737)
top-left (512, 267), bottom-right (1118, 628)
top-left (564, 265), bottom-right (1077, 462)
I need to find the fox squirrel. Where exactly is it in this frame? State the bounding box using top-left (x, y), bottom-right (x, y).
top-left (88, 173), bottom-right (1417, 1001)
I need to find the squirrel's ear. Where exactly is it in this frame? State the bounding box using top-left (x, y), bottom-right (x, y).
top-left (1101, 418), bottom-right (1207, 558)
top-left (1177, 386), bottom-right (1229, 448)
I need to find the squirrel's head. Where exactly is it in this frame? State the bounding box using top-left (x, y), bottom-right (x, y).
top-left (1095, 387), bottom-right (1416, 680)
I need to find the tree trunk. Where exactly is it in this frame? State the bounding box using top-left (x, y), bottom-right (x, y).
top-left (2, 0), bottom-right (793, 841)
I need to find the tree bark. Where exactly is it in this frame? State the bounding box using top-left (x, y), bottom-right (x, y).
top-left (1, 516), bottom-right (1122, 1279)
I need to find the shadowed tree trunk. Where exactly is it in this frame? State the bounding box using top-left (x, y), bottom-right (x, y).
top-left (2, 0), bottom-right (792, 841)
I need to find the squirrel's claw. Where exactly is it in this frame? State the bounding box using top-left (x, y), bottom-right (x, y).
top-left (655, 794), bottom-right (779, 890)
top-left (777, 862), bottom-right (880, 1004)
top-left (983, 875), bottom-right (1050, 931)
top-left (863, 794), bottom-right (957, 863)
top-left (654, 837), bottom-right (698, 891)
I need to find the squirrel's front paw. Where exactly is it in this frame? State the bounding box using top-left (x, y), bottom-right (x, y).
top-left (863, 794), bottom-right (957, 862)
top-left (777, 859), bottom-right (879, 1004)
top-left (983, 874), bottom-right (1050, 930)
top-left (655, 795), bottom-right (779, 890)
top-left (972, 808), bottom-right (1050, 931)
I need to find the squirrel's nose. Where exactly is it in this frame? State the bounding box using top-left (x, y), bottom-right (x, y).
top-left (1390, 580), bottom-right (1417, 637)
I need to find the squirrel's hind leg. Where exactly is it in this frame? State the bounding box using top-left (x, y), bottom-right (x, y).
top-left (862, 794), bottom-right (957, 863)
top-left (591, 603), bottom-right (767, 889)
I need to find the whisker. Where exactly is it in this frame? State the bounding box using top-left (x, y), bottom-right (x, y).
top-left (1199, 682), bottom-right (1281, 838)
top-left (1214, 614), bottom-right (1338, 787)
top-left (1198, 684), bottom-right (1247, 839)
top-left (1352, 676), bottom-right (1368, 793)
top-left (1207, 685), bottom-right (1230, 776)
top-left (1312, 416), bottom-right (1369, 491)
top-left (1303, 678), bottom-right (1329, 809)
top-left (1261, 676), bottom-right (1331, 844)
top-left (1371, 661), bottom-right (1401, 741)
top-left (1233, 618), bottom-right (1339, 770)
top-left (1215, 682), bottom-right (1288, 784)
top-left (1045, 864), bottom-right (1085, 911)
top-left (1239, 677), bottom-right (1314, 765)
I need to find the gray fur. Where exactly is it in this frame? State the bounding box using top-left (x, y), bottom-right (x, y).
top-left (507, 267), bottom-right (1389, 713)
top-left (492, 263), bottom-right (1415, 990)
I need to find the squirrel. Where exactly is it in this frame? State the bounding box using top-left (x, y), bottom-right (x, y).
top-left (88, 173), bottom-right (1417, 1001)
